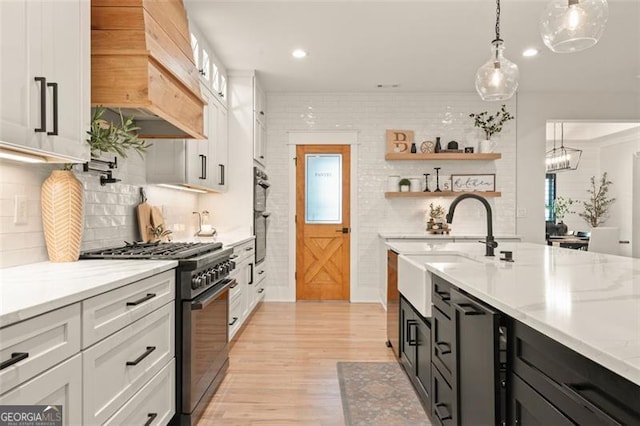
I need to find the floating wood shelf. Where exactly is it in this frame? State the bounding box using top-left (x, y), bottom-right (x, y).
top-left (385, 153), bottom-right (501, 161)
top-left (385, 191), bottom-right (502, 198)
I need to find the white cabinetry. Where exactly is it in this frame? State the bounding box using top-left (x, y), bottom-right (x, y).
top-left (228, 239), bottom-right (256, 341)
top-left (0, 0), bottom-right (90, 163)
top-left (146, 83), bottom-right (228, 193)
top-left (0, 269), bottom-right (176, 426)
top-left (253, 76), bottom-right (267, 165)
top-left (190, 22), bottom-right (227, 107)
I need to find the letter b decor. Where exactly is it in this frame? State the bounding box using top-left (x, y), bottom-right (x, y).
top-left (386, 129), bottom-right (414, 155)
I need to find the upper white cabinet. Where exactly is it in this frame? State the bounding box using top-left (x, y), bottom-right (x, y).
top-left (253, 76), bottom-right (267, 166)
top-left (190, 24), bottom-right (227, 108)
top-left (0, 0), bottom-right (90, 163)
top-left (146, 84), bottom-right (228, 193)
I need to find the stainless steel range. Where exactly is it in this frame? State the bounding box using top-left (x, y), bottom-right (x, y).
top-left (81, 241), bottom-right (235, 425)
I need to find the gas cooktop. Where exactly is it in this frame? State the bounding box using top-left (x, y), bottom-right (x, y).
top-left (80, 241), bottom-right (223, 260)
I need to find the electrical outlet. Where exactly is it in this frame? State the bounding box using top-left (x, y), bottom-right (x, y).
top-left (14, 195), bottom-right (27, 224)
top-left (517, 207), bottom-right (527, 218)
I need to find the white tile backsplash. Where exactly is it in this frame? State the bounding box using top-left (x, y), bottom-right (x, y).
top-left (265, 92), bottom-right (517, 300)
top-left (0, 150), bottom-right (199, 268)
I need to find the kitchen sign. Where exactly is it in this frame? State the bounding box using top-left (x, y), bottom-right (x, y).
top-left (451, 174), bottom-right (496, 192)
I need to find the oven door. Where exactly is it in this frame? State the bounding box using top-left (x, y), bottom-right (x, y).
top-left (182, 279), bottom-right (232, 420)
top-left (255, 212), bottom-right (269, 264)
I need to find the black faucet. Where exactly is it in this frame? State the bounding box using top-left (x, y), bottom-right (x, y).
top-left (446, 193), bottom-right (498, 256)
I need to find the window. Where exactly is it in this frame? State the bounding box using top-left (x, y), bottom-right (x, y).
top-left (305, 154), bottom-right (342, 224)
top-left (545, 173), bottom-right (556, 221)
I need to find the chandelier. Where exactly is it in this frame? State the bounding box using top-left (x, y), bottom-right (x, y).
top-left (545, 122), bottom-right (583, 172)
top-left (475, 0), bottom-right (519, 101)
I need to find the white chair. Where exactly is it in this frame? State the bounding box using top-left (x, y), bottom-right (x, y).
top-left (588, 227), bottom-right (620, 255)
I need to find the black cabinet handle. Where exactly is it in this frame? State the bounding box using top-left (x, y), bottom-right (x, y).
top-left (435, 341), bottom-right (452, 355)
top-left (559, 383), bottom-right (622, 425)
top-left (203, 155), bottom-right (207, 180)
top-left (435, 290), bottom-right (450, 302)
top-left (258, 270), bottom-right (265, 275)
top-left (407, 319), bottom-right (418, 346)
top-left (258, 288), bottom-right (264, 293)
top-left (452, 302), bottom-right (485, 316)
top-left (434, 403), bottom-right (452, 421)
top-left (229, 317), bottom-right (238, 326)
top-left (126, 293), bottom-right (156, 306)
top-left (144, 413), bottom-right (158, 426)
top-left (260, 111), bottom-right (264, 116)
top-left (219, 164), bottom-right (225, 185)
top-left (47, 82), bottom-right (58, 135)
top-left (218, 92), bottom-right (224, 98)
top-left (230, 254), bottom-right (239, 259)
top-left (245, 247), bottom-right (253, 251)
top-left (0, 352), bottom-right (29, 370)
top-left (199, 155), bottom-right (206, 179)
top-left (229, 281), bottom-right (238, 289)
top-left (126, 346), bottom-right (156, 366)
top-left (249, 263), bottom-right (254, 285)
top-left (34, 77), bottom-right (47, 132)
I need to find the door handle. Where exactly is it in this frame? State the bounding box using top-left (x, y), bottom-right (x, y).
top-left (199, 155), bottom-right (206, 179)
top-left (126, 293), bottom-right (156, 306)
top-left (435, 341), bottom-right (452, 355)
top-left (249, 263), bottom-right (254, 285)
top-left (0, 352), bottom-right (29, 370)
top-left (34, 77), bottom-right (47, 133)
top-left (335, 227), bottom-right (349, 234)
top-left (47, 82), bottom-right (58, 135)
top-left (126, 346), bottom-right (156, 366)
top-left (407, 320), bottom-right (418, 346)
top-left (144, 413), bottom-right (158, 426)
top-left (219, 164), bottom-right (225, 185)
top-left (434, 403), bottom-right (452, 421)
top-left (453, 302), bottom-right (485, 316)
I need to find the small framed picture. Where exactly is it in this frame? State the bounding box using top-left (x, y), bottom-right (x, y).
top-left (451, 174), bottom-right (496, 192)
top-left (464, 147), bottom-right (474, 153)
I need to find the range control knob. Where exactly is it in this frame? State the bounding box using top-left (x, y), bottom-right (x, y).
top-left (191, 276), bottom-right (201, 290)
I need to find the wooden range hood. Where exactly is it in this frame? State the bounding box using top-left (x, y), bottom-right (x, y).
top-left (91, 0), bottom-right (205, 139)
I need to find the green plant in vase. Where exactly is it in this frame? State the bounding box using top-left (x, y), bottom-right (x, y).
top-left (552, 196), bottom-right (574, 235)
top-left (579, 172), bottom-right (615, 228)
top-left (399, 178), bottom-right (411, 192)
top-left (469, 104), bottom-right (514, 153)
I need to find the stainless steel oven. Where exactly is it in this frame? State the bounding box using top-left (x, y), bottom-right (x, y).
top-left (181, 277), bottom-right (233, 424)
top-left (254, 167), bottom-right (270, 264)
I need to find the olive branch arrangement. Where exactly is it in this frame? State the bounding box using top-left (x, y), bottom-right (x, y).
top-left (469, 104), bottom-right (514, 140)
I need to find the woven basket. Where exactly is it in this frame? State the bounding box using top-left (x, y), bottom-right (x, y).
top-left (41, 170), bottom-right (84, 262)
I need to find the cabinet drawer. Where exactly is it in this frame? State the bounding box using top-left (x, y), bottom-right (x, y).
top-left (83, 302), bottom-right (175, 425)
top-left (82, 270), bottom-right (174, 348)
top-left (431, 306), bottom-right (453, 384)
top-left (255, 279), bottom-right (266, 301)
top-left (231, 240), bottom-right (255, 264)
top-left (0, 353), bottom-right (82, 425)
top-left (431, 365), bottom-right (455, 426)
top-left (229, 274), bottom-right (242, 301)
top-left (512, 321), bottom-right (640, 425)
top-left (229, 296), bottom-right (242, 341)
top-left (510, 373), bottom-right (573, 425)
top-left (255, 263), bottom-right (266, 284)
top-left (104, 358), bottom-right (175, 426)
top-left (432, 275), bottom-right (452, 316)
top-left (0, 304), bottom-right (81, 394)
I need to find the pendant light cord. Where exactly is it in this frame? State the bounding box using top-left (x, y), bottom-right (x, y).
top-left (494, 0), bottom-right (502, 43)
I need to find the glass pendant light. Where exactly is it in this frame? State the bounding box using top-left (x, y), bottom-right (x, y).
top-left (540, 0), bottom-right (608, 53)
top-left (475, 0), bottom-right (519, 101)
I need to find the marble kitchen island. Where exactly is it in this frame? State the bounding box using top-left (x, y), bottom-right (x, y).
top-left (391, 242), bottom-right (640, 425)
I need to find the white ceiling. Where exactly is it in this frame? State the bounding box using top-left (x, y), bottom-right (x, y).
top-left (545, 121), bottom-right (640, 141)
top-left (184, 0), bottom-right (640, 94)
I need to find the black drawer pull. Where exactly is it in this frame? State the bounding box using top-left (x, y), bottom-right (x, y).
top-left (245, 247), bottom-right (253, 251)
top-left (407, 320), bottom-right (418, 346)
top-left (126, 346), bottom-right (156, 366)
top-left (229, 317), bottom-right (238, 326)
top-left (46, 81), bottom-right (58, 135)
top-left (435, 290), bottom-right (450, 302)
top-left (560, 383), bottom-right (622, 425)
top-left (0, 352), bottom-right (29, 370)
top-left (229, 281), bottom-right (238, 289)
top-left (453, 302), bottom-right (485, 316)
top-left (126, 293), bottom-right (156, 306)
top-left (258, 270), bottom-right (265, 275)
top-left (144, 413), bottom-right (158, 426)
top-left (435, 341), bottom-right (451, 355)
top-left (258, 288), bottom-right (264, 293)
top-left (434, 403), bottom-right (452, 421)
top-left (230, 254), bottom-right (239, 259)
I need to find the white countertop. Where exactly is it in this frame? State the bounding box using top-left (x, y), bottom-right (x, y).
top-left (0, 260), bottom-right (178, 328)
top-left (190, 230), bottom-right (254, 249)
top-left (407, 242), bottom-right (640, 386)
top-left (380, 232), bottom-right (521, 241)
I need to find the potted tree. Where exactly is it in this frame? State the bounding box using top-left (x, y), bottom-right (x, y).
top-left (399, 178), bottom-right (411, 192)
top-left (469, 104), bottom-right (514, 153)
top-left (579, 172), bottom-right (615, 228)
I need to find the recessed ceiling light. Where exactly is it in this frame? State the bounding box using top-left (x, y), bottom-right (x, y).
top-left (376, 84), bottom-right (400, 88)
top-left (522, 48), bottom-right (539, 57)
top-left (292, 49), bottom-right (307, 59)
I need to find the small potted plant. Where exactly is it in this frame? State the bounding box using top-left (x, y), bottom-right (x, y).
top-left (427, 203), bottom-right (447, 233)
top-left (469, 104), bottom-right (514, 153)
top-left (399, 178), bottom-right (411, 192)
top-left (553, 196), bottom-right (574, 235)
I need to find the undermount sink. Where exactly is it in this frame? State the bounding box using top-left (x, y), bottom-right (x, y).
top-left (398, 253), bottom-right (481, 317)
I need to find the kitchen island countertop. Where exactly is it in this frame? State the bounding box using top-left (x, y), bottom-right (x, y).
top-left (403, 242), bottom-right (640, 386)
top-left (0, 259), bottom-right (178, 328)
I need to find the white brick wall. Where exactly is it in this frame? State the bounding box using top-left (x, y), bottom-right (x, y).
top-left (265, 92), bottom-right (517, 301)
top-left (0, 151), bottom-right (199, 268)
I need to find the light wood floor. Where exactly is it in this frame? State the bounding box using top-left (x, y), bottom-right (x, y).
top-left (199, 302), bottom-right (396, 425)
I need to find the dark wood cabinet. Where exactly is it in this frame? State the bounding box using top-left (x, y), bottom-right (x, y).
top-left (511, 373), bottom-right (574, 425)
top-left (400, 296), bottom-right (431, 412)
top-left (386, 249), bottom-right (400, 358)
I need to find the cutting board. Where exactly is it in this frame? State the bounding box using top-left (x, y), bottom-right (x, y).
top-left (136, 188), bottom-right (152, 242)
top-left (150, 205), bottom-right (167, 241)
